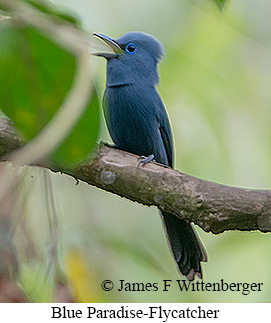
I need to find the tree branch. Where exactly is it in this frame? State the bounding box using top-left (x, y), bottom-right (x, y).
top-left (1, 117), bottom-right (271, 234)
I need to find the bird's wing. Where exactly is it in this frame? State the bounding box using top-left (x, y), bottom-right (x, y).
top-left (155, 94), bottom-right (174, 168)
top-left (159, 121), bottom-right (173, 168)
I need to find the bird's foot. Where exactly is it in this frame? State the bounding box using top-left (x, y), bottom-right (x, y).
top-left (138, 154), bottom-right (155, 166)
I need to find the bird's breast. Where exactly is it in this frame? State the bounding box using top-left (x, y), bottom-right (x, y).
top-left (103, 85), bottom-right (158, 157)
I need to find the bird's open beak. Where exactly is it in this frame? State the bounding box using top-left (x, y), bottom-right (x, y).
top-left (92, 33), bottom-right (124, 58)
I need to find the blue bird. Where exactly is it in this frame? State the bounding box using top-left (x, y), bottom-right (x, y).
top-left (94, 31), bottom-right (207, 280)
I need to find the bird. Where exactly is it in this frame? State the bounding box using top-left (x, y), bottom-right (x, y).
top-left (93, 31), bottom-right (207, 280)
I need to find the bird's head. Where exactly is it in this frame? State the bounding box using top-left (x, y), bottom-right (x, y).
top-left (93, 31), bottom-right (165, 87)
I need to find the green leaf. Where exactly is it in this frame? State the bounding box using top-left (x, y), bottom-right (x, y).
top-left (24, 0), bottom-right (81, 28)
top-left (0, 1), bottom-right (80, 27)
top-left (0, 24), bottom-right (100, 167)
top-left (212, 0), bottom-right (228, 11)
top-left (0, 25), bottom-right (76, 140)
top-left (51, 88), bottom-right (100, 168)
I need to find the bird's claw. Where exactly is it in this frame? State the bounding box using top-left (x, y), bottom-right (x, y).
top-left (138, 154), bottom-right (155, 166)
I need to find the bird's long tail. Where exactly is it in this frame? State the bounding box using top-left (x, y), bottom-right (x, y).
top-left (161, 211), bottom-right (207, 281)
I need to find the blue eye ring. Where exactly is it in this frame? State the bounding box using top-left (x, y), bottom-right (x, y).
top-left (125, 43), bottom-right (137, 54)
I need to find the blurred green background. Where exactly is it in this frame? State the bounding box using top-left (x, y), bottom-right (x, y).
top-left (4, 0), bottom-right (271, 302)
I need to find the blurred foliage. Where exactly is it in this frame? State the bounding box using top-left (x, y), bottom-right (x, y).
top-left (51, 88), bottom-right (100, 168)
top-left (0, 13), bottom-right (99, 167)
top-left (0, 26), bottom-right (76, 140)
top-left (0, 0), bottom-right (271, 303)
top-left (63, 247), bottom-right (101, 302)
top-left (24, 0), bottom-right (81, 27)
top-left (212, 0), bottom-right (228, 11)
top-left (18, 262), bottom-right (55, 302)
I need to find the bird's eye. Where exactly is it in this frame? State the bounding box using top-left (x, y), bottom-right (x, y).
top-left (125, 43), bottom-right (137, 54)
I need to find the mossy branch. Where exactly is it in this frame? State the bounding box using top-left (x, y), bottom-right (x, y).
top-left (1, 117), bottom-right (271, 234)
